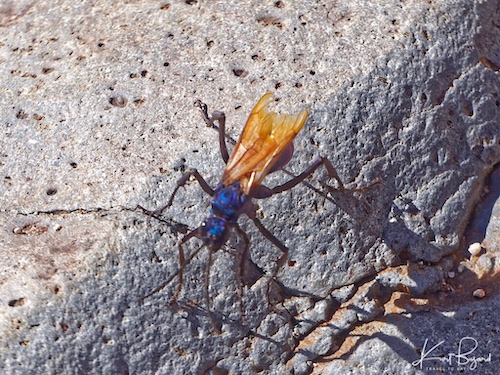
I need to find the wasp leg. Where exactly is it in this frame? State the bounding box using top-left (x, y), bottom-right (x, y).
top-left (251, 217), bottom-right (289, 314)
top-left (270, 156), bottom-right (344, 194)
top-left (150, 169), bottom-right (215, 215)
top-left (203, 250), bottom-right (222, 333)
top-left (233, 224), bottom-right (250, 324)
top-left (212, 111), bottom-right (229, 164)
top-left (142, 229), bottom-right (200, 300)
top-left (195, 100), bottom-right (229, 163)
top-left (171, 238), bottom-right (188, 303)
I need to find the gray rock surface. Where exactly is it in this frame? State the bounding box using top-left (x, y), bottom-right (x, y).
top-left (1, 1), bottom-right (499, 374)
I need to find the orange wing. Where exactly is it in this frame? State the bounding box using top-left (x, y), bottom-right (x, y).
top-left (222, 92), bottom-right (309, 195)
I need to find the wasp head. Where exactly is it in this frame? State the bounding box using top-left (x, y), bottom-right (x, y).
top-left (200, 217), bottom-right (229, 251)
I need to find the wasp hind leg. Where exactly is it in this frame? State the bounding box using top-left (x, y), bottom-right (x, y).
top-left (195, 99), bottom-right (229, 164)
top-left (265, 156), bottom-right (380, 197)
top-left (270, 156), bottom-right (344, 195)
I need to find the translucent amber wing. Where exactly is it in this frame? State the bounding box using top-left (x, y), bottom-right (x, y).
top-left (222, 92), bottom-right (309, 195)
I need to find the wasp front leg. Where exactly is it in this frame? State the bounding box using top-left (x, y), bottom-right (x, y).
top-left (233, 224), bottom-right (250, 323)
top-left (202, 249), bottom-right (223, 333)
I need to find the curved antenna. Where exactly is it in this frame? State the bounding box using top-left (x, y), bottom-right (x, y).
top-left (140, 230), bottom-right (203, 300)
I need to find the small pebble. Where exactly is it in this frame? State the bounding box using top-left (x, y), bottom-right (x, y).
top-left (448, 271), bottom-right (455, 279)
top-left (468, 242), bottom-right (482, 256)
top-left (457, 264), bottom-right (465, 273)
top-left (472, 288), bottom-right (485, 298)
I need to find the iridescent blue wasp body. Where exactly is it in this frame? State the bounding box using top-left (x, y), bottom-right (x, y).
top-left (143, 93), bottom-right (344, 327)
top-left (201, 182), bottom-right (247, 250)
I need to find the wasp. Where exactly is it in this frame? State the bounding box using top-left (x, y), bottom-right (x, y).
top-left (143, 93), bottom-right (344, 327)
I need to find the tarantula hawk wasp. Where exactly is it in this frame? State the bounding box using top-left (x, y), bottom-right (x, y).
top-left (141, 92), bottom-right (345, 330)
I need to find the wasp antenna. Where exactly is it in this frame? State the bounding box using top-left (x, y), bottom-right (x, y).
top-left (139, 236), bottom-right (204, 301)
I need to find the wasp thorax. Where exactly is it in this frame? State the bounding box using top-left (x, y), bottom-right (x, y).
top-left (211, 182), bottom-right (246, 221)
